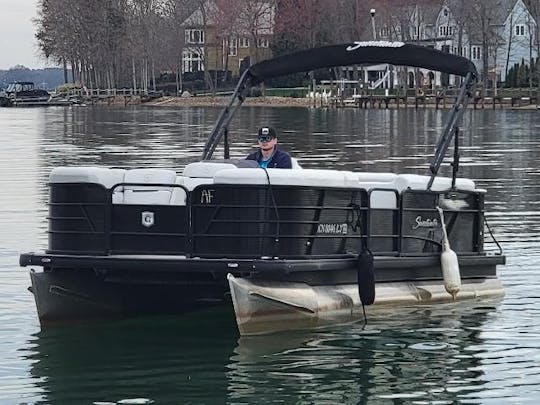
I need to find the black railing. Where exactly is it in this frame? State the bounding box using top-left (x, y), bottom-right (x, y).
top-left (47, 182), bottom-right (485, 259)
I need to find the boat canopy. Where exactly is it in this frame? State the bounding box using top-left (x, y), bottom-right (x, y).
top-left (202, 41), bottom-right (478, 190)
top-left (248, 41), bottom-right (478, 85)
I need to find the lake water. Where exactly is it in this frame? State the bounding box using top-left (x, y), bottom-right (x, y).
top-left (0, 105), bottom-right (539, 404)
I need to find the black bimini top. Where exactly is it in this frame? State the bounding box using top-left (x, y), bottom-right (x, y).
top-left (247, 41), bottom-right (478, 84)
top-left (202, 41), bottom-right (478, 173)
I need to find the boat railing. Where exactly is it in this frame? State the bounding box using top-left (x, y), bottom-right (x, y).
top-left (47, 181), bottom-right (486, 260)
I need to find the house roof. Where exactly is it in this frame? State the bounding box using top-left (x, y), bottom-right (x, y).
top-left (422, 3), bottom-right (443, 26)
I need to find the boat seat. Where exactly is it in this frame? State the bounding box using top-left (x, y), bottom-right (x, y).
top-left (369, 189), bottom-right (398, 209)
top-left (49, 166), bottom-right (126, 189)
top-left (291, 157), bottom-right (302, 169)
top-left (213, 168), bottom-right (351, 188)
top-left (49, 166), bottom-right (126, 203)
top-left (122, 169), bottom-right (178, 205)
top-left (393, 174), bottom-right (475, 192)
top-left (344, 171), bottom-right (397, 190)
top-left (183, 162), bottom-right (238, 178)
top-left (183, 159), bottom-right (259, 178)
top-left (170, 176), bottom-right (214, 205)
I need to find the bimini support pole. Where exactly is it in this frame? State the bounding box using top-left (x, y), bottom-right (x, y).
top-left (451, 127), bottom-right (460, 189)
top-left (427, 72), bottom-right (474, 190)
top-left (201, 69), bottom-right (254, 160)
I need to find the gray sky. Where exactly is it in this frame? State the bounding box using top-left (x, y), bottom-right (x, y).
top-left (0, 0), bottom-right (47, 70)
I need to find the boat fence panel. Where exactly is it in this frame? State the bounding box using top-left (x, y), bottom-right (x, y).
top-left (368, 189), bottom-right (400, 255)
top-left (46, 179), bottom-right (484, 259)
top-left (190, 184), bottom-right (368, 259)
top-left (109, 183), bottom-right (190, 255)
top-left (400, 189), bottom-right (483, 256)
top-left (48, 183), bottom-right (110, 254)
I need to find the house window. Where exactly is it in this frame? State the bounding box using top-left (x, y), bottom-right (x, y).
top-left (515, 24), bottom-right (526, 36)
top-left (239, 37), bottom-right (250, 48)
top-left (257, 37), bottom-right (269, 48)
top-left (439, 25), bottom-right (453, 37)
top-left (185, 29), bottom-right (204, 44)
top-left (228, 38), bottom-right (238, 56)
top-left (461, 46), bottom-right (467, 57)
top-left (379, 26), bottom-right (389, 38)
top-left (471, 46), bottom-right (481, 60)
top-left (182, 49), bottom-right (203, 72)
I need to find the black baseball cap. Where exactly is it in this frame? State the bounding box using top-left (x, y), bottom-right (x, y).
top-left (257, 127), bottom-right (277, 141)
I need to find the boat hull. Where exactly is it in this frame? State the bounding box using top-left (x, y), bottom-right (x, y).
top-left (228, 274), bottom-right (504, 335)
top-left (24, 253), bottom-right (505, 326)
top-left (29, 269), bottom-right (229, 325)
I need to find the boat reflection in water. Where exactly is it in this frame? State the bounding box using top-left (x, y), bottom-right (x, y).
top-left (227, 300), bottom-right (502, 403)
top-left (25, 300), bottom-right (500, 403)
top-left (25, 307), bottom-right (237, 404)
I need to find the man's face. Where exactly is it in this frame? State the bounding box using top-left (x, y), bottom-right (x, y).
top-left (258, 136), bottom-right (277, 151)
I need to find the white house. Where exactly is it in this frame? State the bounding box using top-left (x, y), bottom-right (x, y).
top-left (495, 0), bottom-right (537, 82)
top-left (365, 0), bottom-right (537, 89)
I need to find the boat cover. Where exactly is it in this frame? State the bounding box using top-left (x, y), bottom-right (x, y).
top-left (248, 41), bottom-right (478, 84)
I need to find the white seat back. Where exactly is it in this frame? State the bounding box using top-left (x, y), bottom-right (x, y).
top-left (122, 169), bottom-right (177, 205)
top-left (49, 167), bottom-right (126, 189)
top-left (213, 168), bottom-right (352, 188)
top-left (183, 162), bottom-right (238, 178)
top-left (393, 174), bottom-right (475, 192)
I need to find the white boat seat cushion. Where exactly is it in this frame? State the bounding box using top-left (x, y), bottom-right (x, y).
top-left (49, 167), bottom-right (126, 189)
top-left (213, 168), bottom-right (351, 188)
top-left (183, 162), bottom-right (238, 178)
top-left (291, 157), bottom-right (302, 169)
top-left (394, 174), bottom-right (475, 192)
top-left (370, 189), bottom-right (398, 209)
top-left (122, 169), bottom-right (178, 205)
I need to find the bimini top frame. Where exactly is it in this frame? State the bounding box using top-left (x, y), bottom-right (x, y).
top-left (201, 41), bottom-right (479, 189)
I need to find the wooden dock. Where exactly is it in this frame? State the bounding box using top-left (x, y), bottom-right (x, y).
top-left (321, 93), bottom-right (539, 109)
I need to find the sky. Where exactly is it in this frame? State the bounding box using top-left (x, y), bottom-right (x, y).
top-left (0, 0), bottom-right (48, 70)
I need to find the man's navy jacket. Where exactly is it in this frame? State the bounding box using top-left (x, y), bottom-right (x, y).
top-left (246, 147), bottom-right (292, 169)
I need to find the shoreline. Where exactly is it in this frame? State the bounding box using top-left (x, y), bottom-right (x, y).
top-left (147, 95), bottom-right (312, 108)
top-left (145, 95), bottom-right (540, 110)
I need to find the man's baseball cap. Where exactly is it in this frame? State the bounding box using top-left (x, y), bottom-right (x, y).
top-left (257, 127), bottom-right (277, 141)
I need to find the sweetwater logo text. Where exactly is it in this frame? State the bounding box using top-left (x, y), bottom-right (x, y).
top-left (412, 216), bottom-right (439, 230)
top-left (317, 223), bottom-right (348, 235)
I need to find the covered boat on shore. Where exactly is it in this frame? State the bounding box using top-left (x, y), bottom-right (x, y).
top-left (20, 41), bottom-right (505, 334)
top-left (0, 82), bottom-right (50, 106)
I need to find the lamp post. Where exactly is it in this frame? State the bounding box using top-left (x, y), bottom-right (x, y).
top-left (370, 8), bottom-right (376, 41)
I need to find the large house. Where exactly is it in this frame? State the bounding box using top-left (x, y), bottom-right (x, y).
top-left (179, 0), bottom-right (536, 89)
top-left (181, 0), bottom-right (274, 78)
top-left (361, 0), bottom-right (537, 90)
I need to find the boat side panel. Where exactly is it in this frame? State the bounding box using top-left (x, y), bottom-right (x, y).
top-left (111, 205), bottom-right (189, 254)
top-left (48, 183), bottom-right (109, 254)
top-left (191, 184), bottom-right (368, 258)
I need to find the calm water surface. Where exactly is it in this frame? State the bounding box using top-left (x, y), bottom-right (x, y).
top-left (0, 106), bottom-right (539, 404)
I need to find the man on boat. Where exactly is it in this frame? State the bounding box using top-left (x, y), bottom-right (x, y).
top-left (246, 126), bottom-right (292, 168)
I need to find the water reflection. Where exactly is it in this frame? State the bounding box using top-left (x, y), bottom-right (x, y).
top-left (24, 307), bottom-right (237, 404)
top-left (228, 302), bottom-right (499, 403)
top-left (2, 105), bottom-right (540, 403)
top-left (23, 301), bottom-right (503, 404)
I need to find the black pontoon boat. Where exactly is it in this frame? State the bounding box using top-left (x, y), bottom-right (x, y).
top-left (20, 42), bottom-right (505, 333)
top-left (0, 82), bottom-right (50, 106)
